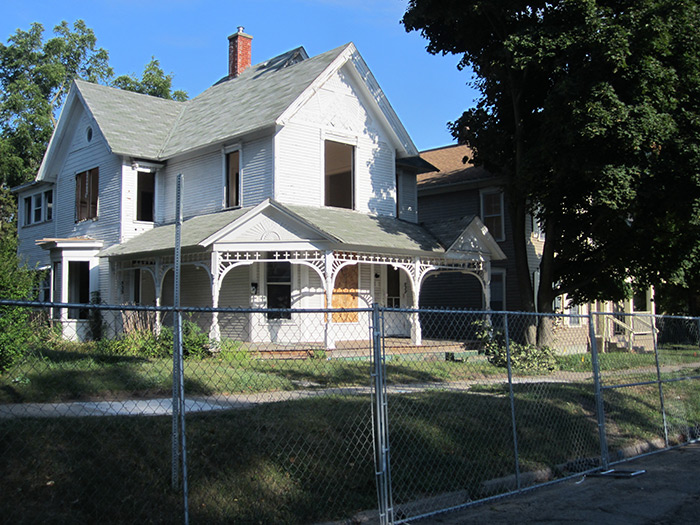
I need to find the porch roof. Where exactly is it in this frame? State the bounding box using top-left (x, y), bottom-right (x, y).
top-left (99, 201), bottom-right (447, 259)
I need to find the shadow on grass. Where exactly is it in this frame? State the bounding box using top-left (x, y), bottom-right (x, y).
top-left (4, 381), bottom-right (691, 524)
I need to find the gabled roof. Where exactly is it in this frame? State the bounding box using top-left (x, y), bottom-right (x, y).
top-left (41, 41), bottom-right (416, 176)
top-left (99, 200), bottom-right (444, 258)
top-left (417, 144), bottom-right (499, 191)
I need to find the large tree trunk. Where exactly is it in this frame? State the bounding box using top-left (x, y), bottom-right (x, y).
top-left (536, 220), bottom-right (557, 347)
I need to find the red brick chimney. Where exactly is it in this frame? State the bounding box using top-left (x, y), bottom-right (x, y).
top-left (228, 26), bottom-right (253, 78)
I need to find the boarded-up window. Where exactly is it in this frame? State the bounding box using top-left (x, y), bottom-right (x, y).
top-left (75, 168), bottom-right (99, 222)
top-left (332, 265), bottom-right (359, 323)
top-left (324, 141), bottom-right (354, 209)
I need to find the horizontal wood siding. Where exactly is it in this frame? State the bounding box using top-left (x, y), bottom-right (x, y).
top-left (279, 67), bottom-right (397, 216)
top-left (161, 149), bottom-right (222, 222)
top-left (54, 111), bottom-right (121, 248)
top-left (219, 266), bottom-right (250, 341)
top-left (120, 162), bottom-right (155, 242)
top-left (241, 135), bottom-right (273, 207)
top-left (274, 122), bottom-right (321, 206)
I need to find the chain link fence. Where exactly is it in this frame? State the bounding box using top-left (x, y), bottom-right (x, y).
top-left (1, 301), bottom-right (699, 524)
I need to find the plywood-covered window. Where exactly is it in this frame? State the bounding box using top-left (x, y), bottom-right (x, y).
top-left (332, 265), bottom-right (359, 323)
top-left (75, 168), bottom-right (99, 222)
top-left (136, 172), bottom-right (155, 222)
top-left (324, 140), bottom-right (354, 209)
top-left (225, 150), bottom-right (240, 208)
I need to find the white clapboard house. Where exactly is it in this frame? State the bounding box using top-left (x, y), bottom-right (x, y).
top-left (14, 28), bottom-right (505, 346)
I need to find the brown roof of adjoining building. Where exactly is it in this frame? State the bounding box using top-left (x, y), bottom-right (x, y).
top-left (417, 144), bottom-right (496, 189)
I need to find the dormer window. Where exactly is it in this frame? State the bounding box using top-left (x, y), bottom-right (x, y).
top-left (324, 140), bottom-right (354, 209)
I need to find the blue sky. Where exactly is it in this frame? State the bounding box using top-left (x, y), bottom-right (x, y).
top-left (1, 0), bottom-right (478, 151)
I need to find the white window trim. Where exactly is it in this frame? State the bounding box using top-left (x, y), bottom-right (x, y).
top-left (21, 188), bottom-right (54, 227)
top-left (480, 188), bottom-right (505, 241)
top-left (321, 133), bottom-right (358, 211)
top-left (222, 144), bottom-right (242, 209)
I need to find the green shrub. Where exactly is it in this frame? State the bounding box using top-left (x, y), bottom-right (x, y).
top-left (474, 320), bottom-right (556, 372)
top-left (217, 339), bottom-right (250, 365)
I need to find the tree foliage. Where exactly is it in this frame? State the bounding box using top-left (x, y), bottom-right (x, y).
top-left (0, 20), bottom-right (187, 194)
top-left (403, 0), bottom-right (700, 314)
top-left (112, 57), bottom-right (188, 102)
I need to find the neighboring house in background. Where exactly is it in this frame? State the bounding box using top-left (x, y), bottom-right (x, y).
top-left (416, 144), bottom-right (655, 351)
top-left (13, 29), bottom-right (505, 347)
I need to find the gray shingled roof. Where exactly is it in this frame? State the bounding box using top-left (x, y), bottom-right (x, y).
top-left (75, 80), bottom-right (182, 159)
top-left (422, 215), bottom-right (477, 250)
top-left (99, 201), bottom-right (445, 258)
top-left (76, 44), bottom-right (349, 161)
top-left (99, 207), bottom-right (250, 257)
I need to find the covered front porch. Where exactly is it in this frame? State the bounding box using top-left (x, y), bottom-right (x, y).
top-left (102, 200), bottom-right (506, 349)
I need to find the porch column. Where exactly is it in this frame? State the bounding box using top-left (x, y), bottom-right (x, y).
top-left (209, 251), bottom-right (221, 342)
top-left (324, 251), bottom-right (335, 350)
top-left (483, 260), bottom-right (491, 310)
top-left (410, 257), bottom-right (422, 346)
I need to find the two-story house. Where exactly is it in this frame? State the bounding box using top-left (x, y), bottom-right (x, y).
top-left (14, 29), bottom-right (505, 347)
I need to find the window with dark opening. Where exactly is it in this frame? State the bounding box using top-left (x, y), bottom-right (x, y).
top-left (68, 261), bottom-right (90, 319)
top-left (266, 261), bottom-right (291, 319)
top-left (324, 141), bottom-right (354, 209)
top-left (387, 266), bottom-right (401, 308)
top-left (226, 150), bottom-right (240, 208)
top-left (137, 171), bottom-right (155, 222)
top-left (75, 168), bottom-right (99, 222)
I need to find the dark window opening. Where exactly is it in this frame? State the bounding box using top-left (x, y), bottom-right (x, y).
top-left (267, 261), bottom-right (291, 319)
top-left (45, 190), bottom-right (53, 221)
top-left (387, 266), bottom-right (401, 308)
top-left (68, 261), bottom-right (90, 319)
top-left (324, 141), bottom-right (354, 209)
top-left (490, 271), bottom-right (505, 311)
top-left (23, 197), bottom-right (31, 226)
top-left (137, 171), bottom-right (155, 222)
top-left (76, 168), bottom-right (99, 222)
top-left (226, 151), bottom-right (240, 208)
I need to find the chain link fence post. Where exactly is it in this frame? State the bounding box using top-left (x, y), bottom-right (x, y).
top-left (651, 315), bottom-right (670, 447)
top-left (371, 303), bottom-right (393, 525)
top-left (589, 312), bottom-right (610, 470)
top-left (503, 312), bottom-right (522, 490)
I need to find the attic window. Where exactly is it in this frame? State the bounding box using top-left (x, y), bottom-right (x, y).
top-left (86, 127), bottom-right (93, 142)
top-left (324, 140), bottom-right (354, 209)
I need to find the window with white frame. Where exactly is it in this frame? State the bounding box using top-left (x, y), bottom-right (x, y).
top-left (480, 189), bottom-right (505, 241)
top-left (75, 168), bottom-right (99, 222)
top-left (490, 269), bottom-right (506, 311)
top-left (22, 189), bottom-right (54, 226)
top-left (224, 149), bottom-right (240, 208)
top-left (136, 172), bottom-right (155, 222)
top-left (266, 260), bottom-right (292, 320)
top-left (324, 140), bottom-right (354, 209)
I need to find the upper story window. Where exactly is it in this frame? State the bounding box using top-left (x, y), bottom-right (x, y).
top-left (76, 168), bottom-right (99, 223)
top-left (480, 189), bottom-right (505, 241)
top-left (136, 171), bottom-right (155, 222)
top-left (324, 140), bottom-right (354, 209)
top-left (22, 189), bottom-right (53, 226)
top-left (225, 150), bottom-right (240, 208)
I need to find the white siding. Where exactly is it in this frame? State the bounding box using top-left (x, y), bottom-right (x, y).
top-left (241, 135), bottom-right (274, 206)
top-left (161, 149), bottom-right (222, 222)
top-left (120, 162), bottom-right (155, 242)
top-left (277, 66), bottom-right (397, 216)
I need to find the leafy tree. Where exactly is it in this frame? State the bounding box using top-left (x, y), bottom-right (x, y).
top-left (112, 57), bottom-right (188, 102)
top-left (403, 1), bottom-right (700, 325)
top-left (0, 234), bottom-right (41, 371)
top-left (0, 20), bottom-right (112, 189)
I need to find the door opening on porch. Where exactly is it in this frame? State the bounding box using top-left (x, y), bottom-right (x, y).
top-left (68, 261), bottom-right (90, 319)
top-left (266, 260), bottom-right (291, 319)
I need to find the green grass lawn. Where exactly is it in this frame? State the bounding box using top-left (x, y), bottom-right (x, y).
top-left (2, 342), bottom-right (699, 523)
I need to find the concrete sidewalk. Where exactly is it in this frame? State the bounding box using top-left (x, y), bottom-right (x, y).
top-left (413, 443), bottom-right (700, 524)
